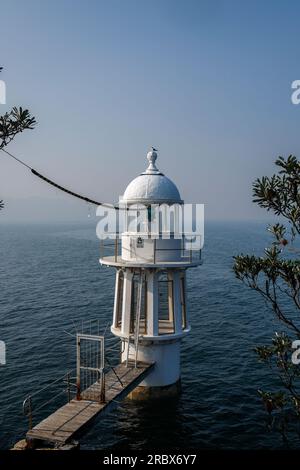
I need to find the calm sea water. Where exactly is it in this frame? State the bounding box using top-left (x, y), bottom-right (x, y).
top-left (0, 221), bottom-right (297, 450)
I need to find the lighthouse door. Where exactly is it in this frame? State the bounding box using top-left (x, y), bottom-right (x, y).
top-left (76, 334), bottom-right (105, 402)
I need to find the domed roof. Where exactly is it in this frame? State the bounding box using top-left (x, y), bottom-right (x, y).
top-left (120, 149), bottom-right (182, 204)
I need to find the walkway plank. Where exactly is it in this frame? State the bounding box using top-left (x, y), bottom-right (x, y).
top-left (26, 361), bottom-right (154, 447)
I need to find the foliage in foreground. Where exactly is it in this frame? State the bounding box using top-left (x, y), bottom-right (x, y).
top-left (0, 66), bottom-right (36, 210)
top-left (233, 156), bottom-right (300, 441)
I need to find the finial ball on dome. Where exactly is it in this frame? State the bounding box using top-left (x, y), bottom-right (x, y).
top-left (145, 147), bottom-right (159, 173)
top-left (147, 147), bottom-right (158, 165)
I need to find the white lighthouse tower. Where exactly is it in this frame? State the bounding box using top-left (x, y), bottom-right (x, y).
top-left (100, 149), bottom-right (202, 398)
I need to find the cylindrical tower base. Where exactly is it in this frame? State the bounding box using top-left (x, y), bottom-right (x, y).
top-left (127, 379), bottom-right (181, 400)
top-left (122, 339), bottom-right (181, 387)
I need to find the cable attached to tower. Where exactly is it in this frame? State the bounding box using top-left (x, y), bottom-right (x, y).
top-left (0, 147), bottom-right (121, 210)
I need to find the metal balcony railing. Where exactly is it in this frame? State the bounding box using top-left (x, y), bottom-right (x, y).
top-left (99, 233), bottom-right (202, 265)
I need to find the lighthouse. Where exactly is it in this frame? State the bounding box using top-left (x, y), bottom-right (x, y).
top-left (100, 149), bottom-right (202, 398)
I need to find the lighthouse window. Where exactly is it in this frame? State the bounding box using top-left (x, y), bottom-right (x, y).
top-left (136, 237), bottom-right (144, 248)
top-left (158, 273), bottom-right (175, 335)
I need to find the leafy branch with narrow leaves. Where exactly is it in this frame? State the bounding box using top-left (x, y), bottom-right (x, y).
top-left (234, 155), bottom-right (300, 443)
top-left (253, 156), bottom-right (300, 237)
top-left (0, 106), bottom-right (36, 150)
top-left (0, 66), bottom-right (36, 211)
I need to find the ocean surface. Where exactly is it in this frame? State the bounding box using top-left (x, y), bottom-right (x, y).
top-left (0, 221), bottom-right (297, 450)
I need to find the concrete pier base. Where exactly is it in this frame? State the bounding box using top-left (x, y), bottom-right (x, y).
top-left (127, 379), bottom-right (181, 401)
top-left (11, 439), bottom-right (80, 451)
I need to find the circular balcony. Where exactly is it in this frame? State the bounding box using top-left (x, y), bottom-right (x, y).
top-left (99, 233), bottom-right (202, 269)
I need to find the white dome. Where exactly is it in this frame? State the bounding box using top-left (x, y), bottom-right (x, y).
top-left (120, 149), bottom-right (182, 204)
top-left (122, 173), bottom-right (182, 203)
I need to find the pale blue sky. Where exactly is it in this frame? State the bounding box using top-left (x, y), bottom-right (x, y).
top-left (1, 0), bottom-right (300, 222)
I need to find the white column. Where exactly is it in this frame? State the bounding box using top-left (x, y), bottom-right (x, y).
top-left (172, 271), bottom-right (182, 334)
top-left (167, 271), bottom-right (174, 324)
top-left (146, 270), bottom-right (158, 336)
top-left (121, 270), bottom-right (133, 335)
top-left (183, 271), bottom-right (189, 328)
top-left (112, 270), bottom-right (120, 328)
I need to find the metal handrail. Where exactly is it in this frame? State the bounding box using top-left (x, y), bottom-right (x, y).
top-left (100, 234), bottom-right (202, 264)
top-left (23, 370), bottom-right (76, 430)
top-left (22, 330), bottom-right (127, 432)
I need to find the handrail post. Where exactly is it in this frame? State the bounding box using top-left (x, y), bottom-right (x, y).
top-left (100, 338), bottom-right (105, 403)
top-left (199, 235), bottom-right (202, 260)
top-left (199, 234), bottom-right (201, 260)
top-left (28, 396), bottom-right (32, 430)
top-left (100, 372), bottom-right (105, 403)
top-left (23, 395), bottom-right (33, 431)
top-left (66, 372), bottom-right (71, 403)
top-left (76, 335), bottom-right (81, 400)
top-left (114, 235), bottom-right (118, 262)
top-left (100, 238), bottom-right (103, 259)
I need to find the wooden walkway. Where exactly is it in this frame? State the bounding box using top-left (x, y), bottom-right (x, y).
top-left (26, 362), bottom-right (154, 448)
